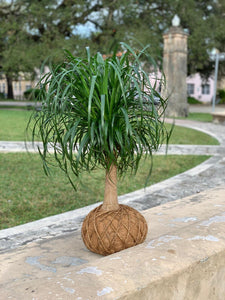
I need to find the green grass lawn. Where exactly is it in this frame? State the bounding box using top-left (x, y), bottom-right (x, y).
top-left (176, 112), bottom-right (213, 123)
top-left (166, 123), bottom-right (219, 145)
top-left (0, 110), bottom-right (32, 141)
top-left (186, 112), bottom-right (213, 122)
top-left (0, 153), bottom-right (210, 229)
top-left (0, 109), bottom-right (218, 229)
top-left (0, 110), bottom-right (219, 145)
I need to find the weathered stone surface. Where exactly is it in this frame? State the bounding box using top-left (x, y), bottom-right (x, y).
top-left (1, 118), bottom-right (225, 252)
top-left (0, 186), bottom-right (225, 299)
top-left (0, 114), bottom-right (225, 299)
top-left (162, 26), bottom-right (189, 117)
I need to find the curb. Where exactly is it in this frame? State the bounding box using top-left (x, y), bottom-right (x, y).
top-left (0, 155), bottom-right (219, 252)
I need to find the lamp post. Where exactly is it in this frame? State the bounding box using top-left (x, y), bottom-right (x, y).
top-left (210, 50), bottom-right (225, 112)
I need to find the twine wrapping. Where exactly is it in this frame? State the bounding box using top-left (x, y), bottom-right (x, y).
top-left (81, 204), bottom-right (148, 256)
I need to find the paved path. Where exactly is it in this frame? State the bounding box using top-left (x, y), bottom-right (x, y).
top-left (0, 116), bottom-right (225, 299)
top-left (0, 141), bottom-right (224, 156)
top-left (0, 101), bottom-right (41, 107)
top-left (189, 104), bottom-right (225, 113)
top-left (1, 105), bottom-right (225, 299)
top-left (0, 115), bottom-right (225, 155)
top-left (0, 118), bottom-right (224, 252)
top-left (0, 101), bottom-right (224, 111)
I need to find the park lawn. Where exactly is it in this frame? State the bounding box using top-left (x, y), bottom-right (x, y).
top-left (187, 112), bottom-right (213, 122)
top-left (0, 110), bottom-right (32, 141)
top-left (0, 153), bottom-right (210, 229)
top-left (165, 123), bottom-right (218, 145)
top-left (177, 112), bottom-right (213, 122)
top-left (0, 110), bottom-right (219, 145)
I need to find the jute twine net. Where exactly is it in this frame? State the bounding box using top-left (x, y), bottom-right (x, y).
top-left (81, 204), bottom-right (148, 256)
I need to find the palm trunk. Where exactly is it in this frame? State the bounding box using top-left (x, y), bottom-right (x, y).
top-left (101, 164), bottom-right (119, 211)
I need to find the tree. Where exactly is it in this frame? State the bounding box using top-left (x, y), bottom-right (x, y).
top-left (0, 0), bottom-right (108, 98)
top-left (0, 1), bottom-right (42, 98)
top-left (118, 0), bottom-right (225, 78)
top-left (0, 1), bottom-right (23, 98)
top-left (208, 0), bottom-right (225, 80)
top-left (1, 0), bottom-right (225, 99)
top-left (75, 0), bottom-right (225, 79)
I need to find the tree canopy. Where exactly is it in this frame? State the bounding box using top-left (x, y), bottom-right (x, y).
top-left (0, 0), bottom-right (225, 98)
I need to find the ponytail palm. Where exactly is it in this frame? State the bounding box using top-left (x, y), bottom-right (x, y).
top-left (29, 43), bottom-right (170, 255)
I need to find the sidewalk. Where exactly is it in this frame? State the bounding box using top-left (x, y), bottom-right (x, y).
top-left (0, 101), bottom-right (224, 112)
top-left (0, 117), bottom-right (225, 299)
top-left (1, 185), bottom-right (225, 300)
top-left (189, 104), bottom-right (225, 113)
top-left (0, 101), bottom-right (41, 108)
top-left (0, 118), bottom-right (225, 251)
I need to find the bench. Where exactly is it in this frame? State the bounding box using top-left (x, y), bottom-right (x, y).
top-left (212, 111), bottom-right (225, 124)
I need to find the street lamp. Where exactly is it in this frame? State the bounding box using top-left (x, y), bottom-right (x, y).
top-left (210, 49), bottom-right (225, 112)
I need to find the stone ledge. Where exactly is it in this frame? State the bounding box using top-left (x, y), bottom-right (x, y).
top-left (212, 112), bottom-right (225, 124)
top-left (0, 155), bottom-right (220, 252)
top-left (1, 186), bottom-right (225, 299)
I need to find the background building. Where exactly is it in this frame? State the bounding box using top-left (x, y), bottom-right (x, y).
top-left (187, 73), bottom-right (214, 103)
top-left (0, 70), bottom-right (222, 104)
top-left (0, 74), bottom-right (35, 100)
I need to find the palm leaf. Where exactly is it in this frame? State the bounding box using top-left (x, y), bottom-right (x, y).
top-left (27, 43), bottom-right (171, 190)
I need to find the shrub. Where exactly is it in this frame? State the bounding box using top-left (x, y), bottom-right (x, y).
top-left (24, 88), bottom-right (42, 100)
top-left (0, 92), bottom-right (5, 100)
top-left (188, 97), bottom-right (202, 104)
top-left (217, 89), bottom-right (225, 104)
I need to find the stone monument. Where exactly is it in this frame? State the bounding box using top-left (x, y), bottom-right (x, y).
top-left (162, 15), bottom-right (189, 117)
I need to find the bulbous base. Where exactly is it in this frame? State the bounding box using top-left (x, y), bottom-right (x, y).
top-left (81, 204), bottom-right (148, 256)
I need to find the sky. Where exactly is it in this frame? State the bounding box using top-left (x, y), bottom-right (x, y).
top-left (73, 22), bottom-right (96, 38)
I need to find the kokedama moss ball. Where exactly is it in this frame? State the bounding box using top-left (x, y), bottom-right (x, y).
top-left (81, 204), bottom-right (148, 256)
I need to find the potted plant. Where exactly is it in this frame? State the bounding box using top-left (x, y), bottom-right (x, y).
top-left (28, 43), bottom-right (170, 255)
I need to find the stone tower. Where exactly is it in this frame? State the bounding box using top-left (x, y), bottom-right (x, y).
top-left (162, 15), bottom-right (189, 117)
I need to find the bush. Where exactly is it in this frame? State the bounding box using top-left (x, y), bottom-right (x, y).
top-left (188, 97), bottom-right (202, 104)
top-left (24, 88), bottom-right (42, 100)
top-left (217, 89), bottom-right (225, 104)
top-left (0, 92), bottom-right (5, 100)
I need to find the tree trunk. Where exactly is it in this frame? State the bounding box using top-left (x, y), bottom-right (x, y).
top-left (6, 75), bottom-right (14, 99)
top-left (101, 164), bottom-right (119, 211)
